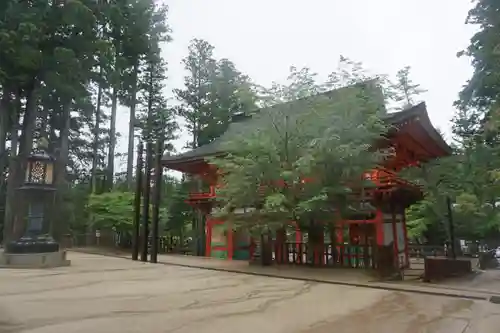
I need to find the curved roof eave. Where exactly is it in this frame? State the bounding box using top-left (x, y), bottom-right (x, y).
top-left (163, 101), bottom-right (452, 168)
top-left (384, 102), bottom-right (452, 156)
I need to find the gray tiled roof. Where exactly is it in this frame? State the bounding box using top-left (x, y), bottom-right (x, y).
top-left (163, 82), bottom-right (450, 166)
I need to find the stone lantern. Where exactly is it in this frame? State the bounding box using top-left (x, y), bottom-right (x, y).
top-left (22, 150), bottom-right (55, 190)
top-left (6, 150), bottom-right (57, 252)
top-left (1, 149), bottom-right (70, 267)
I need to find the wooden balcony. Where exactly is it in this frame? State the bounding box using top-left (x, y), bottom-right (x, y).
top-left (363, 168), bottom-right (419, 190)
top-left (188, 185), bottom-right (217, 200)
top-left (186, 168), bottom-right (418, 203)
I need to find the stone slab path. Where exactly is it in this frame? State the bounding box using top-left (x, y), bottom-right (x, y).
top-left (0, 252), bottom-right (499, 333)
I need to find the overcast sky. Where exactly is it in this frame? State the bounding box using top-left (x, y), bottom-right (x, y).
top-left (113, 0), bottom-right (477, 171)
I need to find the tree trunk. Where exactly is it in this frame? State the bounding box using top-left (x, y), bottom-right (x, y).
top-left (307, 220), bottom-right (324, 265)
top-left (48, 110), bottom-right (57, 153)
top-left (0, 89), bottom-right (11, 187)
top-left (275, 227), bottom-right (287, 264)
top-left (52, 100), bottom-right (72, 240)
top-left (1, 90), bottom-right (20, 244)
top-left (18, 86), bottom-right (38, 158)
top-left (126, 62), bottom-right (139, 190)
top-left (106, 86), bottom-right (118, 191)
top-left (6, 84), bottom-right (38, 240)
top-left (91, 78), bottom-right (103, 193)
top-left (38, 104), bottom-right (50, 142)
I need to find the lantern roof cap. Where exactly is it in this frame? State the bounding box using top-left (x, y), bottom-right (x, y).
top-left (29, 150), bottom-right (54, 161)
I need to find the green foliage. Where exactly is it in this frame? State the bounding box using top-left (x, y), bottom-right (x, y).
top-left (174, 39), bottom-right (258, 148)
top-left (445, 0), bottom-right (500, 240)
top-left (137, 40), bottom-right (177, 146)
top-left (391, 66), bottom-right (427, 109)
top-left (88, 191), bottom-right (136, 233)
top-left (0, 0), bottom-right (179, 242)
top-left (401, 4), bottom-right (500, 242)
top-left (403, 145), bottom-right (500, 241)
top-left (164, 178), bottom-right (194, 235)
top-left (406, 200), bottom-right (433, 241)
top-left (87, 188), bottom-right (171, 235)
top-left (456, 0), bottom-right (500, 115)
top-left (211, 58), bottom-right (390, 233)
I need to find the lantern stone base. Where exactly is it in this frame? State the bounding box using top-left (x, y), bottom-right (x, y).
top-left (5, 235), bottom-right (60, 254)
top-left (0, 250), bottom-right (71, 268)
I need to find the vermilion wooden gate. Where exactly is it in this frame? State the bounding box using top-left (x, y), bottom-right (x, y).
top-left (205, 218), bottom-right (252, 260)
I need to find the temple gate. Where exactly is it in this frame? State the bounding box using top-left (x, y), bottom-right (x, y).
top-left (162, 98), bottom-right (450, 271)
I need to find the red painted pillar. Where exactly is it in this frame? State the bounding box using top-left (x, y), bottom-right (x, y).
top-left (288, 221), bottom-right (302, 263)
top-left (375, 210), bottom-right (384, 246)
top-left (336, 223), bottom-right (344, 243)
top-left (291, 221), bottom-right (301, 261)
top-left (391, 208), bottom-right (399, 268)
top-left (295, 227), bottom-right (301, 243)
top-left (206, 217), bottom-right (212, 257)
top-left (349, 224), bottom-right (356, 244)
top-left (337, 222), bottom-right (344, 263)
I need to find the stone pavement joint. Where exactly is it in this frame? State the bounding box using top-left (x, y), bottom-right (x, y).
top-left (69, 248), bottom-right (492, 301)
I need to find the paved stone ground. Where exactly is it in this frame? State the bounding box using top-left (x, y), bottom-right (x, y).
top-left (428, 266), bottom-right (500, 291)
top-left (69, 247), bottom-right (498, 298)
top-left (0, 253), bottom-right (500, 333)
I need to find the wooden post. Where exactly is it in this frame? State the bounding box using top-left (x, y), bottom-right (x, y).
top-left (329, 223), bottom-right (337, 266)
top-left (295, 226), bottom-right (301, 263)
top-left (140, 141), bottom-right (152, 262)
top-left (391, 204), bottom-right (399, 268)
top-left (401, 208), bottom-right (410, 267)
top-left (198, 210), bottom-right (206, 256)
top-left (375, 210), bottom-right (384, 246)
top-left (318, 230), bottom-right (325, 265)
top-left (132, 141), bottom-right (143, 261)
top-left (205, 218), bottom-right (212, 257)
top-left (337, 222), bottom-right (344, 265)
top-left (150, 139), bottom-right (163, 263)
top-left (294, 223), bottom-right (301, 243)
top-left (446, 196), bottom-right (457, 259)
top-left (194, 178), bottom-right (203, 256)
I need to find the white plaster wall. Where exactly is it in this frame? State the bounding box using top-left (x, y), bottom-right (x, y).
top-left (381, 213), bottom-right (407, 267)
top-left (383, 223), bottom-right (394, 245)
top-left (396, 220), bottom-right (408, 267)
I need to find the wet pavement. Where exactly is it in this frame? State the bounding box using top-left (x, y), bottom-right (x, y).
top-left (0, 252), bottom-right (499, 333)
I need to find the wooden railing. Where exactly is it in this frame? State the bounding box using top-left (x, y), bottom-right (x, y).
top-left (270, 242), bottom-right (399, 278)
top-left (150, 236), bottom-right (192, 255)
top-left (363, 167), bottom-right (419, 190)
top-left (65, 233), bottom-right (192, 255)
top-left (408, 244), bottom-right (447, 258)
top-left (188, 185), bottom-right (216, 200)
top-left (273, 242), bottom-right (379, 269)
top-left (187, 167), bottom-right (418, 201)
